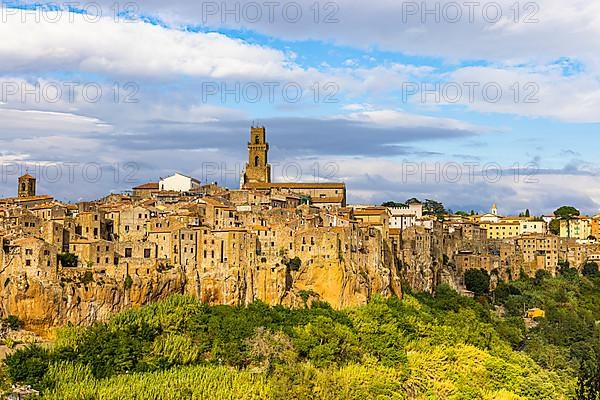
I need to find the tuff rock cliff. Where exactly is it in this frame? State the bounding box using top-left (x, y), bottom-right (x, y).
top-left (0, 227), bottom-right (401, 335)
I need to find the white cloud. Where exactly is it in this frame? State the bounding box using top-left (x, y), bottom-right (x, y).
top-left (54, 0), bottom-right (600, 68)
top-left (0, 108), bottom-right (111, 132)
top-left (0, 10), bottom-right (311, 81)
top-left (442, 66), bottom-right (600, 122)
top-left (338, 109), bottom-right (484, 132)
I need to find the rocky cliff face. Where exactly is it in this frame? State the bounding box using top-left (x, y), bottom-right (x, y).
top-left (0, 230), bottom-right (402, 334)
top-left (0, 269), bottom-right (186, 336)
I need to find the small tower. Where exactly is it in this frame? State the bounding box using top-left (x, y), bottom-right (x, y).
top-left (491, 203), bottom-right (498, 216)
top-left (18, 173), bottom-right (36, 198)
top-left (242, 125), bottom-right (271, 187)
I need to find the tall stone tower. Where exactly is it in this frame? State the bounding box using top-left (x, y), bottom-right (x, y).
top-left (18, 173), bottom-right (36, 197)
top-left (243, 126), bottom-right (271, 186)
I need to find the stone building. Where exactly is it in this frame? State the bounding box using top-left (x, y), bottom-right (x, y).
top-left (243, 126), bottom-right (271, 186)
top-left (18, 174), bottom-right (36, 198)
top-left (241, 126), bottom-right (347, 207)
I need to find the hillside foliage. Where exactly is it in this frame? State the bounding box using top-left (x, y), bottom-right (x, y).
top-left (3, 273), bottom-right (600, 399)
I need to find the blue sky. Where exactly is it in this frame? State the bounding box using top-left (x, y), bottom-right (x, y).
top-left (0, 1), bottom-right (599, 215)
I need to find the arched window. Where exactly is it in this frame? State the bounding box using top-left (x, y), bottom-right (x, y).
top-left (255, 136), bottom-right (260, 144)
top-left (254, 156), bottom-right (260, 167)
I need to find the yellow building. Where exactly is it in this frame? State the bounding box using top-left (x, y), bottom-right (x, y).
top-left (480, 221), bottom-right (520, 239)
top-left (560, 216), bottom-right (592, 239)
top-left (481, 217), bottom-right (547, 240)
top-left (526, 308), bottom-right (545, 318)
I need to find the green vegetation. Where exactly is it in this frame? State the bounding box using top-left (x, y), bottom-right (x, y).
top-left (464, 268), bottom-right (491, 295)
top-left (491, 273), bottom-right (600, 399)
top-left (583, 262), bottom-right (599, 278)
top-left (284, 256), bottom-right (302, 272)
top-left (124, 274), bottom-right (133, 290)
top-left (3, 273), bottom-right (599, 399)
top-left (4, 315), bottom-right (23, 331)
top-left (59, 253), bottom-right (78, 268)
top-left (549, 219), bottom-right (561, 235)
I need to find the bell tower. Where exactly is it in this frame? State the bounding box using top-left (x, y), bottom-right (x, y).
top-left (18, 173), bottom-right (36, 198)
top-left (243, 126), bottom-right (271, 186)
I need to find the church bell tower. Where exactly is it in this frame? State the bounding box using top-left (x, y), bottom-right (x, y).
top-left (243, 126), bottom-right (271, 187)
top-left (18, 173), bottom-right (36, 197)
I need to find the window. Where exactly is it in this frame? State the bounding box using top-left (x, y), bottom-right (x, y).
top-left (144, 249), bottom-right (151, 258)
top-left (26, 260), bottom-right (31, 266)
top-left (125, 248), bottom-right (132, 258)
top-left (255, 156), bottom-right (260, 167)
top-left (25, 249), bottom-right (33, 255)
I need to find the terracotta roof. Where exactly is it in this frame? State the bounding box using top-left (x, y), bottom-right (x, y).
top-left (353, 208), bottom-right (388, 216)
top-left (201, 198), bottom-right (230, 208)
top-left (247, 182), bottom-right (346, 190)
top-left (148, 225), bottom-right (184, 233)
top-left (311, 196), bottom-right (345, 204)
top-left (0, 195), bottom-right (54, 203)
top-left (133, 182), bottom-right (159, 190)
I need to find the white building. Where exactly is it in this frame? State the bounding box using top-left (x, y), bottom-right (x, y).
top-left (519, 220), bottom-right (547, 235)
top-left (159, 173), bottom-right (201, 192)
top-left (388, 203), bottom-right (423, 229)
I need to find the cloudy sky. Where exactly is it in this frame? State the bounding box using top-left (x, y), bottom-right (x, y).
top-left (1, 1), bottom-right (599, 214)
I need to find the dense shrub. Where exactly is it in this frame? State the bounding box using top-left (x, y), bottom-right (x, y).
top-left (6, 272), bottom-right (599, 399)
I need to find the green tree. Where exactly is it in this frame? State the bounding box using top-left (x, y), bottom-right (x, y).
top-left (464, 269), bottom-right (490, 295)
top-left (582, 262), bottom-right (599, 277)
top-left (423, 199), bottom-right (446, 217)
top-left (5, 345), bottom-right (51, 387)
top-left (381, 201), bottom-right (406, 208)
top-left (577, 361), bottom-right (600, 400)
top-left (59, 253), bottom-right (78, 268)
top-left (549, 219), bottom-right (561, 235)
top-left (535, 269), bottom-right (552, 285)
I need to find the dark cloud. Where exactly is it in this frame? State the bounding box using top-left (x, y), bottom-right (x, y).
top-left (95, 117), bottom-right (475, 158)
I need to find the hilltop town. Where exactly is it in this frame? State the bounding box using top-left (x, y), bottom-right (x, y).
top-left (0, 126), bottom-right (599, 332)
